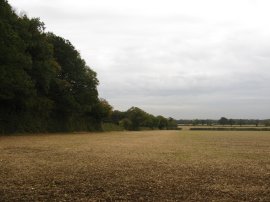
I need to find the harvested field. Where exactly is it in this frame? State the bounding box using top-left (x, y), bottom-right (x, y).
top-left (0, 131), bottom-right (270, 201)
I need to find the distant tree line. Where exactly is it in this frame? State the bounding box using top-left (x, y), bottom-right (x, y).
top-left (177, 118), bottom-right (270, 127)
top-left (105, 107), bottom-right (178, 131)
top-left (0, 1), bottom-right (177, 134)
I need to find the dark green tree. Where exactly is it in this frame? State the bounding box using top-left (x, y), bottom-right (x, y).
top-left (167, 117), bottom-right (177, 129)
top-left (157, 115), bottom-right (168, 130)
top-left (218, 117), bottom-right (228, 126)
top-left (47, 33), bottom-right (101, 131)
top-left (111, 110), bottom-right (126, 125)
top-left (0, 0), bottom-right (105, 133)
top-left (126, 107), bottom-right (147, 130)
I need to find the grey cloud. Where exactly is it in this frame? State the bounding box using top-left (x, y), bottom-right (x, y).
top-left (9, 0), bottom-right (270, 119)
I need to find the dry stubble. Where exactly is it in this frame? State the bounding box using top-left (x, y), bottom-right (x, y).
top-left (0, 131), bottom-right (270, 201)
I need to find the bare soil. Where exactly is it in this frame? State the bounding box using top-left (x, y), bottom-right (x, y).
top-left (0, 131), bottom-right (270, 201)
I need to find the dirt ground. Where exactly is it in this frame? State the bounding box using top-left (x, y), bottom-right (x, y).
top-left (0, 131), bottom-right (269, 201)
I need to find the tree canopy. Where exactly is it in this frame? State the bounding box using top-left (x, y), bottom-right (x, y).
top-left (107, 107), bottom-right (177, 131)
top-left (0, 0), bottom-right (107, 133)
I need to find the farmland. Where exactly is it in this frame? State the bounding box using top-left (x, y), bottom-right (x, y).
top-left (0, 131), bottom-right (270, 201)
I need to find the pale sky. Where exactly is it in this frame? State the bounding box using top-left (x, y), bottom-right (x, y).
top-left (9, 0), bottom-right (270, 119)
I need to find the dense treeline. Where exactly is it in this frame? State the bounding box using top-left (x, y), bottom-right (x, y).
top-left (0, 1), bottom-right (177, 134)
top-left (0, 0), bottom-right (111, 133)
top-left (106, 107), bottom-right (177, 131)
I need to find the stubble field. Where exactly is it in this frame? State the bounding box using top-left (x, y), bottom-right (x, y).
top-left (0, 131), bottom-right (270, 201)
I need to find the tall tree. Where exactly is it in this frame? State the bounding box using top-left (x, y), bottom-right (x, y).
top-left (0, 0), bottom-right (35, 132)
top-left (0, 1), bottom-right (105, 133)
top-left (47, 33), bottom-right (101, 131)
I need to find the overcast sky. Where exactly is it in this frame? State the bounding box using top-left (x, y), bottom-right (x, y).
top-left (9, 0), bottom-right (270, 119)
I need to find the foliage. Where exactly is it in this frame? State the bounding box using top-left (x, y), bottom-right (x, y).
top-left (102, 123), bottom-right (124, 131)
top-left (218, 117), bottom-right (229, 126)
top-left (0, 0), bottom-right (108, 133)
top-left (108, 107), bottom-right (178, 131)
top-left (167, 117), bottom-right (178, 129)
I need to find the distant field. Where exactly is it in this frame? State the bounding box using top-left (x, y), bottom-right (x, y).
top-left (1, 131), bottom-right (270, 201)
